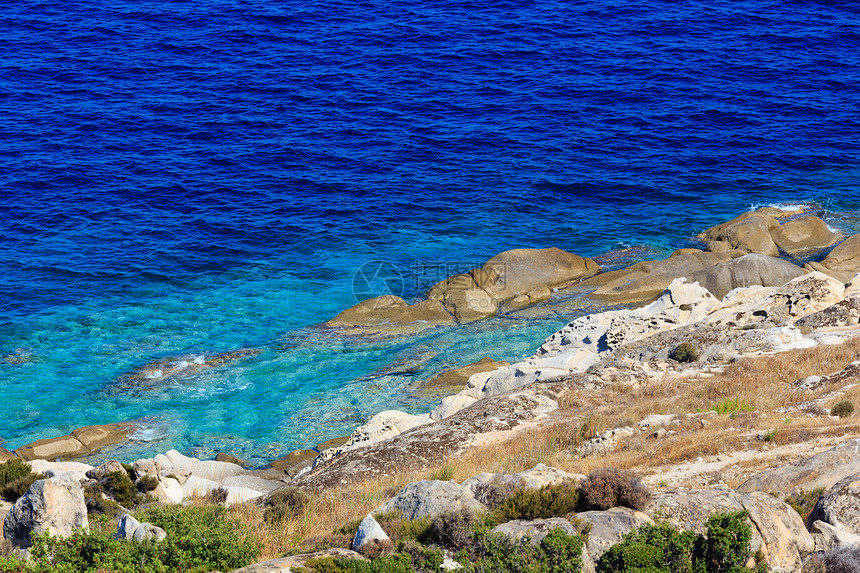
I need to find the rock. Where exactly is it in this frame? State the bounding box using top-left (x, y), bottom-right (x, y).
top-left (15, 421), bottom-right (138, 461)
top-left (327, 410), bottom-right (434, 458)
top-left (215, 453), bottom-right (248, 467)
top-left (155, 449), bottom-right (252, 482)
top-left (577, 507), bottom-right (653, 573)
top-left (463, 464), bottom-right (583, 502)
top-left (771, 216), bottom-right (840, 254)
top-left (805, 234), bottom-right (860, 283)
top-left (474, 247), bottom-right (600, 300)
top-left (0, 449), bottom-right (14, 462)
top-left (699, 212), bottom-right (780, 256)
top-left (267, 449), bottom-right (318, 475)
top-left (85, 460), bottom-right (127, 480)
top-left (132, 458), bottom-right (162, 481)
top-left (427, 274), bottom-right (498, 323)
top-left (738, 438), bottom-right (860, 496)
top-left (228, 549), bottom-right (367, 572)
top-left (414, 357), bottom-right (510, 397)
top-left (3, 475), bottom-right (88, 547)
top-left (762, 271), bottom-right (846, 323)
top-left (796, 295), bottom-right (860, 330)
top-left (376, 480), bottom-right (484, 520)
top-left (645, 487), bottom-right (812, 572)
top-left (431, 394), bottom-right (478, 421)
top-left (116, 514), bottom-right (166, 542)
top-left (583, 250), bottom-right (736, 304)
top-left (687, 254), bottom-right (807, 300)
top-left (638, 414), bottom-right (677, 428)
top-left (28, 460), bottom-right (93, 481)
top-left (115, 349), bottom-right (263, 391)
top-left (316, 436), bottom-right (350, 451)
top-left (351, 514), bottom-right (390, 553)
top-left (809, 475), bottom-right (860, 535)
top-left (326, 295), bottom-right (455, 332)
top-left (491, 517), bottom-right (577, 544)
top-left (810, 519), bottom-right (860, 552)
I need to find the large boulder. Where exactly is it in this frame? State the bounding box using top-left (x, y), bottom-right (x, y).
top-left (351, 514), bottom-right (390, 554)
top-left (14, 421), bottom-right (138, 461)
top-left (737, 437), bottom-right (860, 496)
top-left (805, 234), bottom-right (860, 283)
top-left (326, 295), bottom-right (455, 332)
top-left (473, 247), bottom-right (600, 300)
top-left (687, 254), bottom-right (807, 300)
top-left (492, 517), bottom-right (578, 544)
top-left (116, 514), bottom-right (166, 542)
top-left (427, 274), bottom-right (498, 323)
top-left (577, 507), bottom-right (653, 573)
top-left (698, 212), bottom-right (780, 256)
top-left (582, 250), bottom-right (736, 304)
top-left (809, 475), bottom-right (860, 535)
top-left (376, 480), bottom-right (484, 520)
top-left (3, 475), bottom-right (88, 547)
top-left (771, 216), bottom-right (840, 255)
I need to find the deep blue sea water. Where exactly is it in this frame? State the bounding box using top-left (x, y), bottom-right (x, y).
top-left (1, 0), bottom-right (860, 464)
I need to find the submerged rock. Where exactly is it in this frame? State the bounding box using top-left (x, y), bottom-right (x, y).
top-left (15, 421), bottom-right (139, 461)
top-left (413, 357), bottom-right (510, 398)
top-left (115, 348), bottom-right (263, 391)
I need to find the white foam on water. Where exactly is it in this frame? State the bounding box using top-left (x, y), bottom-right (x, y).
top-left (145, 369), bottom-right (163, 379)
top-left (193, 355), bottom-right (205, 365)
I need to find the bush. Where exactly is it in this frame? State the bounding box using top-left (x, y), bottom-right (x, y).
top-left (374, 510), bottom-right (432, 544)
top-left (831, 400), bottom-right (854, 418)
top-left (2, 473), bottom-right (47, 501)
top-left (101, 471), bottom-right (144, 508)
top-left (785, 487), bottom-right (825, 522)
top-left (204, 486), bottom-right (228, 505)
top-left (397, 540), bottom-right (444, 571)
top-left (821, 545), bottom-right (860, 573)
top-left (463, 527), bottom-right (584, 573)
top-left (430, 508), bottom-right (485, 549)
top-left (580, 468), bottom-right (651, 511)
top-left (264, 486), bottom-right (310, 524)
top-left (136, 475), bottom-right (160, 493)
top-left (599, 521), bottom-right (697, 573)
top-left (492, 481), bottom-right (581, 522)
top-left (83, 481), bottom-right (124, 517)
top-left (599, 510), bottom-right (764, 573)
top-left (669, 343), bottom-right (700, 363)
top-left (0, 460), bottom-right (42, 501)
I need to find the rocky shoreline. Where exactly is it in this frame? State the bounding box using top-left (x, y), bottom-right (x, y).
top-left (3, 207), bottom-right (860, 571)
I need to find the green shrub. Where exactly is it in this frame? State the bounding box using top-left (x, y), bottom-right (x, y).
top-left (430, 508), bottom-right (486, 549)
top-left (492, 481), bottom-right (581, 522)
top-left (580, 468), bottom-right (651, 511)
top-left (462, 527), bottom-right (584, 573)
top-left (669, 343), bottom-right (700, 363)
top-left (374, 511), bottom-right (432, 543)
top-left (264, 486), bottom-right (310, 524)
top-left (136, 475), bottom-right (160, 493)
top-left (429, 464), bottom-right (456, 481)
top-left (599, 510), bottom-right (765, 573)
top-left (102, 471), bottom-right (143, 508)
top-left (1, 473), bottom-right (47, 501)
top-left (204, 486), bottom-right (228, 505)
top-left (0, 460), bottom-right (41, 501)
top-left (712, 398), bottom-right (755, 415)
top-left (397, 540), bottom-right (444, 571)
top-left (785, 487), bottom-right (825, 522)
top-left (831, 400), bottom-right (854, 418)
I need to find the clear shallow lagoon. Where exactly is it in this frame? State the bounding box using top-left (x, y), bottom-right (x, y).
top-left (1, 0), bottom-right (859, 464)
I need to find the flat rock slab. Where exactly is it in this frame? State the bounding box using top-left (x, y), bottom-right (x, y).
top-left (229, 548), bottom-right (366, 572)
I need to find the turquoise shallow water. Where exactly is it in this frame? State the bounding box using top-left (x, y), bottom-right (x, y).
top-left (2, 0), bottom-right (860, 464)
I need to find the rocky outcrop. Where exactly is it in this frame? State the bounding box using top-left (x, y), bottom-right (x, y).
top-left (771, 216), bottom-right (840, 254)
top-left (463, 464), bottom-right (584, 501)
top-left (14, 421), bottom-right (139, 461)
top-left (315, 410), bottom-right (434, 466)
top-left (581, 249), bottom-right (737, 304)
top-left (351, 514), bottom-right (390, 553)
top-left (326, 296), bottom-right (455, 333)
top-left (116, 514), bottom-right (166, 542)
top-left (412, 357), bottom-right (511, 398)
top-left (229, 549), bottom-right (367, 572)
top-left (738, 438), bottom-right (860, 496)
top-left (3, 475), bottom-right (88, 547)
top-left (376, 480), bottom-right (485, 520)
top-left (327, 247), bottom-right (599, 331)
top-left (492, 518), bottom-right (578, 544)
top-left (645, 487), bottom-right (813, 573)
top-left (687, 254), bottom-right (807, 300)
top-left (808, 475), bottom-right (860, 536)
top-left (699, 211), bottom-right (781, 256)
top-left (805, 234), bottom-right (860, 283)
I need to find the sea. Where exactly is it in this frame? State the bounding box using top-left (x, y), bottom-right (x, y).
top-left (1, 0), bottom-right (859, 465)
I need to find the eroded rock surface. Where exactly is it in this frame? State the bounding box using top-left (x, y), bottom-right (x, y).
top-left (3, 475), bottom-right (88, 547)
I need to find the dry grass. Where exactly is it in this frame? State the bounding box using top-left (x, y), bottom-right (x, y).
top-left (234, 335), bottom-right (860, 559)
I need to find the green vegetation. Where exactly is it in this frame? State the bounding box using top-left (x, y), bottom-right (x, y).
top-left (762, 429), bottom-right (778, 442)
top-left (264, 486), bottom-right (310, 524)
top-left (712, 398), bottom-right (755, 415)
top-left (0, 459), bottom-right (45, 501)
top-left (784, 487), bottom-right (825, 522)
top-left (136, 475), bottom-right (160, 493)
top-left (428, 464), bottom-right (456, 481)
top-left (831, 400), bottom-right (854, 418)
top-left (600, 510), bottom-right (766, 573)
top-left (491, 481), bottom-right (581, 522)
top-left (0, 506), bottom-right (261, 573)
top-left (669, 343), bottom-right (700, 363)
